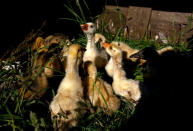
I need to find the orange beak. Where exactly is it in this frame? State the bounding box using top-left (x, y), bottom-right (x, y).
top-left (103, 43), bottom-right (111, 48)
top-left (81, 24), bottom-right (88, 31)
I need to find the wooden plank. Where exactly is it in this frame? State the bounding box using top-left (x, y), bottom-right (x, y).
top-left (127, 6), bottom-right (152, 40)
top-left (96, 5), bottom-right (193, 43)
top-left (96, 6), bottom-right (127, 36)
top-left (149, 10), bottom-right (193, 43)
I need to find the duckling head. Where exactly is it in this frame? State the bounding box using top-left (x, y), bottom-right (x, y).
top-left (32, 37), bottom-right (48, 53)
top-left (94, 33), bottom-right (106, 46)
top-left (103, 43), bottom-right (122, 58)
top-left (81, 22), bottom-right (96, 35)
top-left (110, 41), bottom-right (124, 49)
top-left (68, 44), bottom-right (86, 63)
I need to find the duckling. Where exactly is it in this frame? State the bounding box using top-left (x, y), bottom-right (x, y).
top-left (128, 46), bottom-right (180, 128)
top-left (110, 41), bottom-right (140, 61)
top-left (105, 42), bottom-right (174, 78)
top-left (104, 43), bottom-right (137, 78)
top-left (49, 44), bottom-right (86, 131)
top-left (83, 61), bottom-right (120, 114)
top-left (20, 41), bottom-right (49, 99)
top-left (157, 46), bottom-right (174, 55)
top-left (105, 57), bottom-right (114, 77)
top-left (104, 43), bottom-right (142, 103)
top-left (31, 36), bottom-right (45, 52)
top-left (129, 46), bottom-right (175, 88)
top-left (44, 54), bottom-right (62, 78)
top-left (81, 22), bottom-right (108, 68)
top-left (107, 41), bottom-right (173, 59)
top-left (19, 37), bottom-right (62, 99)
top-left (130, 46), bottom-right (174, 78)
top-left (21, 74), bottom-right (49, 99)
top-left (94, 33), bottom-right (106, 47)
top-left (44, 33), bottom-right (71, 47)
top-left (130, 47), bottom-right (160, 84)
top-left (104, 41), bottom-right (143, 77)
top-left (129, 46), bottom-right (180, 103)
top-left (32, 37), bottom-right (61, 78)
top-left (44, 33), bottom-right (72, 71)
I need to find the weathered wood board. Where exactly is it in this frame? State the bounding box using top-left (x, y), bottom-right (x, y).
top-left (127, 6), bottom-right (152, 40)
top-left (96, 6), bottom-right (128, 36)
top-left (96, 5), bottom-right (193, 43)
top-left (149, 10), bottom-right (193, 43)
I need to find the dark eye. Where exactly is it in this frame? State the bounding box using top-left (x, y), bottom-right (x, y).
top-left (109, 46), bottom-right (112, 50)
top-left (90, 25), bottom-right (93, 28)
top-left (118, 43), bottom-right (120, 46)
top-left (99, 38), bottom-right (102, 42)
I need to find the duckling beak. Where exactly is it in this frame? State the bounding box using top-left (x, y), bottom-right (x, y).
top-left (103, 43), bottom-right (111, 48)
top-left (81, 24), bottom-right (88, 31)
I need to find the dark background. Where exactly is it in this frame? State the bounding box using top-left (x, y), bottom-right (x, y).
top-left (1, 0), bottom-right (193, 56)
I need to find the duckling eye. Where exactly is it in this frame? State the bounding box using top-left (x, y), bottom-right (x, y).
top-left (118, 43), bottom-right (120, 46)
top-left (90, 25), bottom-right (93, 28)
top-left (109, 46), bottom-right (112, 50)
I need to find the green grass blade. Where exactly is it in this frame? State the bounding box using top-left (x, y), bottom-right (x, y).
top-left (93, 81), bottom-right (108, 108)
top-left (64, 3), bottom-right (83, 24)
top-left (82, 0), bottom-right (90, 11)
top-left (76, 0), bottom-right (86, 23)
top-left (58, 17), bottom-right (82, 23)
top-left (19, 55), bottom-right (56, 111)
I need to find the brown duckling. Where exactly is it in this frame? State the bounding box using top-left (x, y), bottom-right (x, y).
top-left (83, 61), bottom-right (120, 114)
top-left (49, 44), bottom-right (86, 131)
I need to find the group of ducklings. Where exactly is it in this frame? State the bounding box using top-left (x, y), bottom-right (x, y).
top-left (21, 22), bottom-right (173, 130)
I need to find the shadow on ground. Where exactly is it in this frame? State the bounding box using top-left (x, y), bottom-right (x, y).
top-left (120, 43), bottom-right (193, 130)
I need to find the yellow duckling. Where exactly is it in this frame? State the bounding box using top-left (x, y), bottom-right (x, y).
top-left (81, 22), bottom-right (108, 68)
top-left (157, 46), bottom-right (174, 55)
top-left (105, 42), bottom-right (174, 77)
top-left (104, 41), bottom-right (140, 77)
top-left (49, 44), bottom-right (86, 130)
top-left (83, 61), bottom-right (120, 114)
top-left (110, 41), bottom-right (139, 61)
top-left (94, 33), bottom-right (106, 47)
top-left (104, 43), bottom-right (142, 103)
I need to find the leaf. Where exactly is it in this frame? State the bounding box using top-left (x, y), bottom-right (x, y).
top-left (29, 111), bottom-right (39, 128)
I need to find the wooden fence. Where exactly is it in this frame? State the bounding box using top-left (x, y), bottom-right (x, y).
top-left (96, 5), bottom-right (193, 43)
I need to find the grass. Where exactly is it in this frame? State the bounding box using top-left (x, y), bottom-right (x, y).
top-left (0, 1), bottom-right (192, 130)
top-left (73, 98), bottom-right (135, 131)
